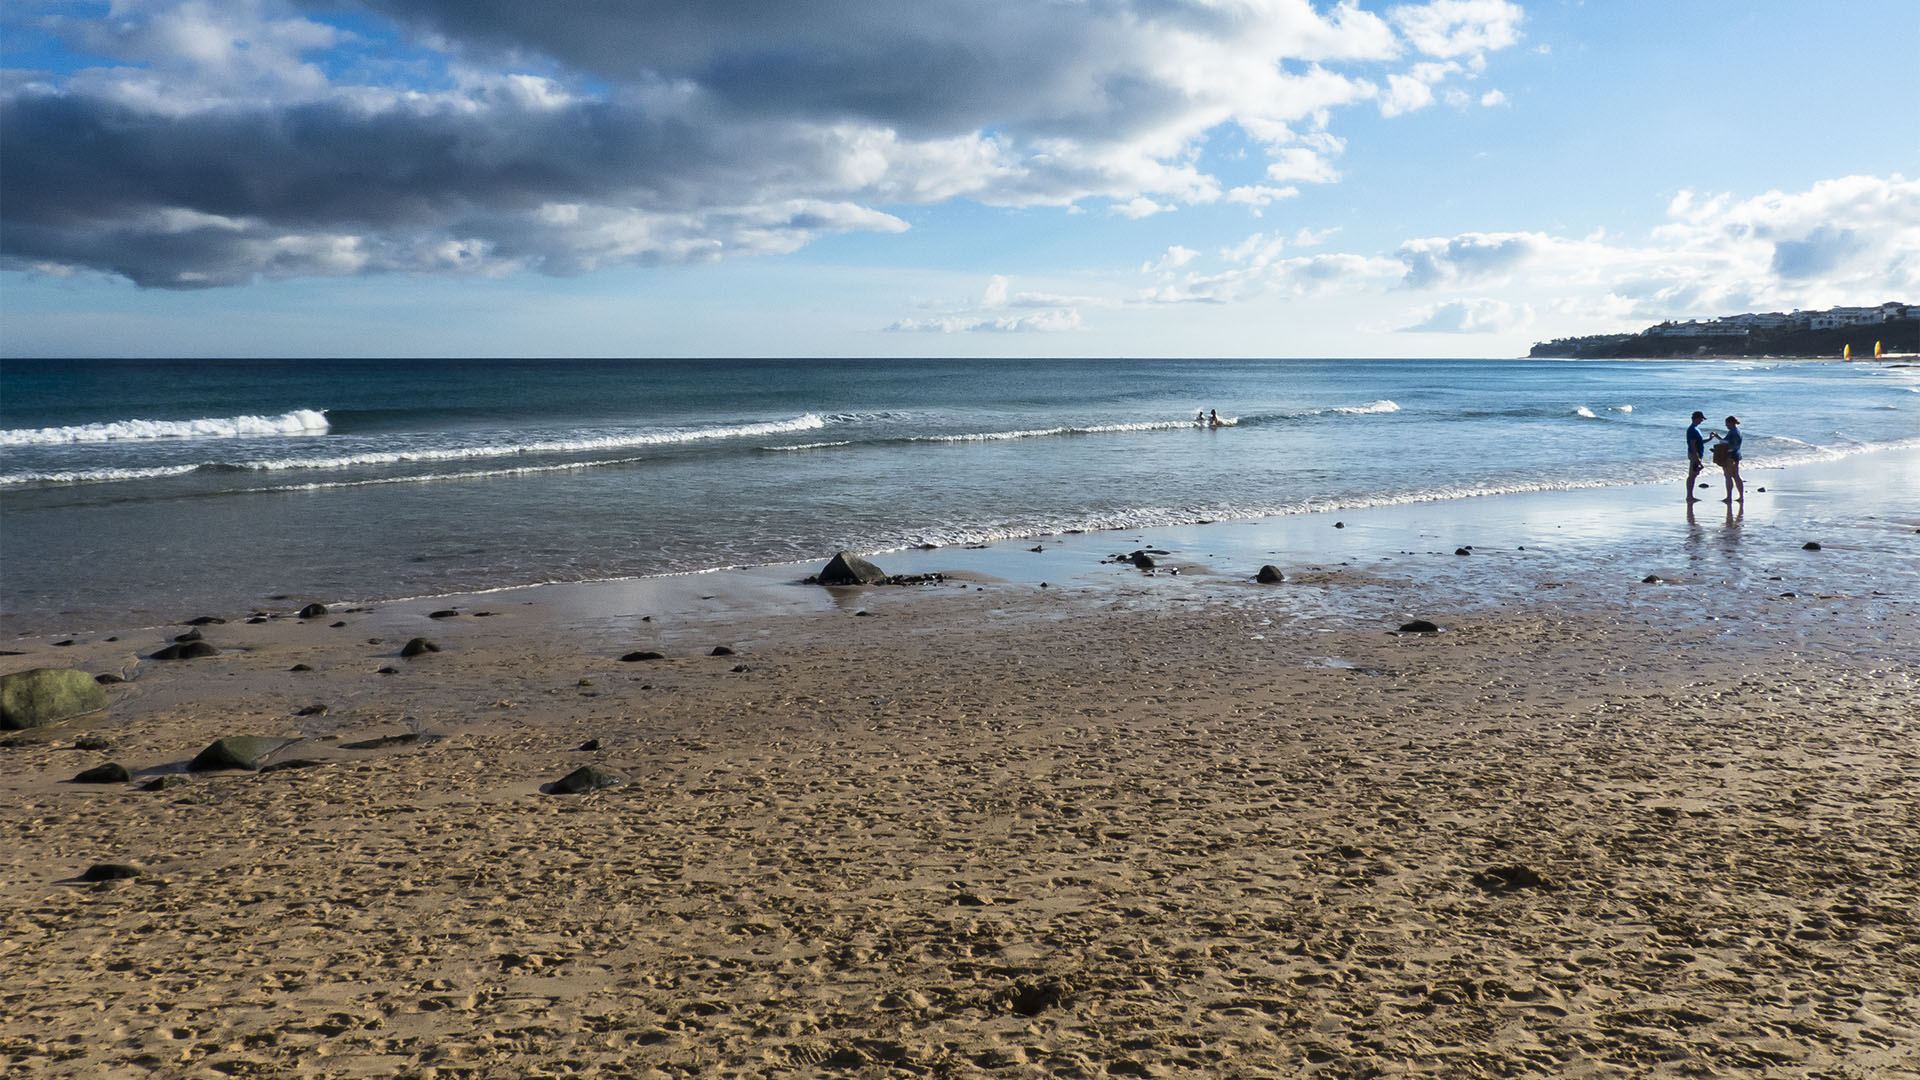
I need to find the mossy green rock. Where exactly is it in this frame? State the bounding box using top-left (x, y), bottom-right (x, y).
top-left (1, 667), bottom-right (109, 730)
top-left (189, 735), bottom-right (301, 771)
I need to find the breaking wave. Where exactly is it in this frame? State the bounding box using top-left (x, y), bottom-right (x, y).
top-left (0, 409), bottom-right (330, 446)
top-left (0, 414), bottom-right (827, 486)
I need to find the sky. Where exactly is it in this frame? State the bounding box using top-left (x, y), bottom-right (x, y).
top-left (1, 0), bottom-right (1916, 359)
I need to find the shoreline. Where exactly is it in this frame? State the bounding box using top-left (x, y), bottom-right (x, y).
top-left (7, 441), bottom-right (1917, 645)
top-left (2, 445), bottom-right (1917, 1077)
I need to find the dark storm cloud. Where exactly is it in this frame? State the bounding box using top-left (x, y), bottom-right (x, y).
top-left (345, 0), bottom-right (1281, 135)
top-left (0, 79), bottom-right (908, 285)
top-left (1, 0), bottom-right (1521, 287)
top-left (3, 89), bottom-right (765, 228)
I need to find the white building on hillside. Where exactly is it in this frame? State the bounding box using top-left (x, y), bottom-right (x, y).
top-left (1808, 304), bottom-right (1905, 329)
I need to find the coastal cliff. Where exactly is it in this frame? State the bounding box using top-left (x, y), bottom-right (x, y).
top-left (1533, 316), bottom-right (1918, 359)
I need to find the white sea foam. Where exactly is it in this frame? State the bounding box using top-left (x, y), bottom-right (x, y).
top-left (0, 414), bottom-right (828, 486)
top-left (227, 414), bottom-right (828, 472)
top-left (249, 457), bottom-right (656, 493)
top-left (0, 464), bottom-right (204, 487)
top-left (914, 420), bottom-right (1198, 443)
top-left (1573, 406), bottom-right (1599, 418)
top-left (0, 409), bottom-right (329, 446)
top-left (1329, 399), bottom-right (1400, 415)
top-left (762, 440), bottom-right (853, 452)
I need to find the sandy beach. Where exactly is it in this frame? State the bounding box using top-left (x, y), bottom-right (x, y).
top-left (4, 452), bottom-right (1918, 1079)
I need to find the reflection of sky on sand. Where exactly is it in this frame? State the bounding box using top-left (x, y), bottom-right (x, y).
top-left (1062, 445), bottom-right (1907, 647)
top-left (463, 444), bottom-right (1919, 652)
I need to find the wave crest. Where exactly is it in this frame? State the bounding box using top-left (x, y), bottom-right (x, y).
top-left (0, 409), bottom-right (329, 445)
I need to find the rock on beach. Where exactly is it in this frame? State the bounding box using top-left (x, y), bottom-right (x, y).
top-left (189, 736), bottom-right (301, 772)
top-left (814, 551), bottom-right (890, 586)
top-left (152, 641), bottom-right (219, 660)
top-left (1, 668), bottom-right (109, 730)
top-left (548, 765), bottom-right (623, 795)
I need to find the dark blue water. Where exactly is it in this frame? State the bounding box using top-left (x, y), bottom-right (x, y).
top-left (3, 357), bottom-right (1915, 625)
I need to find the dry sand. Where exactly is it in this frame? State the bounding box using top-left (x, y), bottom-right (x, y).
top-left (3, 475), bottom-right (1919, 1079)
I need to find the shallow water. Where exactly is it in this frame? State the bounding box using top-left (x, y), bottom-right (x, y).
top-left (3, 356), bottom-right (1915, 626)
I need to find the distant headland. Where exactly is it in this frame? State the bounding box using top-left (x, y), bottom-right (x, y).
top-left (1531, 301), bottom-right (1917, 359)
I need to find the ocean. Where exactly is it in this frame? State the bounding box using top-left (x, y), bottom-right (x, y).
top-left (3, 356), bottom-right (1916, 628)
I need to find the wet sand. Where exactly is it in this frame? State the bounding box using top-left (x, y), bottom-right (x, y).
top-left (3, 453), bottom-right (1918, 1079)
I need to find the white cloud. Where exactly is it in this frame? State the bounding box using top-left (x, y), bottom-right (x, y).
top-left (1264, 145), bottom-right (1345, 184)
top-left (1226, 184), bottom-right (1301, 210)
top-left (1380, 73), bottom-right (1434, 116)
top-left (1397, 232), bottom-right (1546, 287)
top-left (1390, 0), bottom-right (1525, 59)
top-left (1110, 173), bottom-right (1917, 336)
top-left (1480, 88), bottom-right (1508, 106)
top-left (1397, 297), bottom-right (1531, 332)
top-left (982, 274), bottom-right (1010, 308)
top-left (885, 310), bottom-right (1083, 334)
top-left (1143, 246), bottom-right (1200, 273)
top-left (1144, 251), bottom-right (1404, 305)
top-left (1112, 197), bottom-right (1175, 219)
top-left (884, 273), bottom-right (1101, 333)
top-left (1384, 174), bottom-right (1920, 326)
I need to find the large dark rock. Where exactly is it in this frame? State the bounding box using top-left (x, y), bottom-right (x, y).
top-left (399, 637), bottom-right (440, 658)
top-left (1397, 619), bottom-right (1442, 634)
top-left (1256, 565), bottom-right (1285, 584)
top-left (79, 863), bottom-right (144, 882)
top-left (816, 551), bottom-right (889, 586)
top-left (1, 668), bottom-right (109, 729)
top-left (189, 735), bottom-right (301, 771)
top-left (186, 616), bottom-right (226, 625)
top-left (297, 603), bottom-right (328, 619)
top-left (548, 764), bottom-right (623, 795)
top-left (620, 650), bottom-right (665, 662)
top-left (72, 762), bottom-right (131, 784)
top-left (152, 641), bottom-right (219, 660)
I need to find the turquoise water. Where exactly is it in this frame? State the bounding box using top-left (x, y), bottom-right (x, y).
top-left (3, 356), bottom-right (1915, 624)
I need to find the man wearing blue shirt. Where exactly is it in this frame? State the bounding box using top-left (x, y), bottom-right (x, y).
top-left (1685, 411), bottom-right (1706, 503)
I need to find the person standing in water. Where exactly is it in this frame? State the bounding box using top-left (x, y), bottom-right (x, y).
top-left (1685, 411), bottom-right (1707, 502)
top-left (1716, 415), bottom-right (1744, 503)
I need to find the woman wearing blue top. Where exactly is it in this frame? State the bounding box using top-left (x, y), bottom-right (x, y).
top-left (1716, 415), bottom-right (1744, 504)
